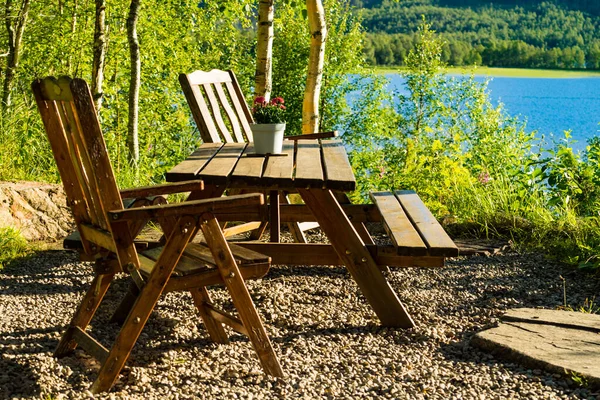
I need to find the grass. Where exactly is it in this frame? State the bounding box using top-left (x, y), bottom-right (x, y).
top-left (0, 227), bottom-right (33, 270)
top-left (373, 66), bottom-right (600, 78)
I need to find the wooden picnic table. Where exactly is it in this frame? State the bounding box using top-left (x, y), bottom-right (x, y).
top-left (166, 138), bottom-right (415, 328)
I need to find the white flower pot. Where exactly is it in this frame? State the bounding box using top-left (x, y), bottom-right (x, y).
top-left (251, 123), bottom-right (286, 154)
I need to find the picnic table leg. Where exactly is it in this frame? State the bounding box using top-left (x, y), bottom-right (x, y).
top-left (298, 188), bottom-right (415, 328)
top-left (269, 190), bottom-right (280, 243)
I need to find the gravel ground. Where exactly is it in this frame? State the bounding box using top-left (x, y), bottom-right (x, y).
top-left (1, 234), bottom-right (599, 399)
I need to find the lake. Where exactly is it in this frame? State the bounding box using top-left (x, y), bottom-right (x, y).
top-left (385, 74), bottom-right (600, 152)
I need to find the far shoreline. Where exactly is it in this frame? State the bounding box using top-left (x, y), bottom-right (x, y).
top-left (372, 66), bottom-right (600, 78)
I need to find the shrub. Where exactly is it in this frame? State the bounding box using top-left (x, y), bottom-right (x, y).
top-left (0, 227), bottom-right (31, 270)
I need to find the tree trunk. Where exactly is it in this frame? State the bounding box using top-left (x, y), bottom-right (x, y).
top-left (255, 0), bottom-right (274, 101)
top-left (126, 0), bottom-right (140, 163)
top-left (302, 0), bottom-right (327, 134)
top-left (92, 0), bottom-right (107, 110)
top-left (2, 0), bottom-right (30, 114)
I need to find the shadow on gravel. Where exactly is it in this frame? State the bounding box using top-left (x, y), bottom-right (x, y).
top-left (0, 326), bottom-right (63, 398)
top-left (0, 250), bottom-right (89, 296)
top-left (0, 355), bottom-right (42, 398)
top-left (0, 326), bottom-right (62, 354)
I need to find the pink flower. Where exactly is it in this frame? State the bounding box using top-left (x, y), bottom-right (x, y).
top-left (478, 171), bottom-right (490, 184)
top-left (379, 166), bottom-right (385, 179)
top-left (252, 95), bottom-right (286, 123)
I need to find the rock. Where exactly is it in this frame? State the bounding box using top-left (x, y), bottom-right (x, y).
top-left (472, 308), bottom-right (600, 388)
top-left (0, 181), bottom-right (73, 241)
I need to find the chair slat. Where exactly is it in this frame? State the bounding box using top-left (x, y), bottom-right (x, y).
top-left (187, 69), bottom-right (232, 85)
top-left (202, 83), bottom-right (235, 143)
top-left (214, 82), bottom-right (245, 142)
top-left (71, 79), bottom-right (124, 213)
top-left (61, 101), bottom-right (109, 230)
top-left (142, 247), bottom-right (214, 276)
top-left (56, 101), bottom-right (105, 229)
top-left (72, 327), bottom-right (110, 364)
top-left (181, 76), bottom-right (221, 143)
top-left (225, 79), bottom-right (254, 141)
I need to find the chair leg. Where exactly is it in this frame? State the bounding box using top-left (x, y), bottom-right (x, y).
top-left (200, 214), bottom-right (283, 378)
top-left (190, 287), bottom-right (229, 344)
top-left (249, 221), bottom-right (268, 240)
top-left (109, 281), bottom-right (140, 325)
top-left (55, 272), bottom-right (115, 357)
top-left (90, 216), bottom-right (196, 394)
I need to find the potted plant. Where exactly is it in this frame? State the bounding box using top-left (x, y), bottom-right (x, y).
top-left (251, 96), bottom-right (286, 154)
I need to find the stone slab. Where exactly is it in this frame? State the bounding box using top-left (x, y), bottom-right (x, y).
top-left (472, 308), bottom-right (600, 388)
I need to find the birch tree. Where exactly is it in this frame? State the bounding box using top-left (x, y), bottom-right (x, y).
top-left (302, 0), bottom-right (326, 133)
top-left (91, 0), bottom-right (107, 110)
top-left (126, 0), bottom-right (141, 163)
top-left (255, 0), bottom-right (274, 101)
top-left (2, 0), bottom-right (30, 114)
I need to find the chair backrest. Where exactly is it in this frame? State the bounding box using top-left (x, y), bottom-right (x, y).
top-left (32, 77), bottom-right (136, 263)
top-left (179, 69), bottom-right (254, 144)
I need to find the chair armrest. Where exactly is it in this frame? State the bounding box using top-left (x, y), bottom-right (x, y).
top-left (284, 131), bottom-right (338, 140)
top-left (108, 193), bottom-right (264, 221)
top-left (119, 180), bottom-right (204, 199)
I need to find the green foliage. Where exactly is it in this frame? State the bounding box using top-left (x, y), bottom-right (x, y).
top-left (359, 1), bottom-right (600, 69)
top-left (0, 0), bottom-right (366, 184)
top-left (272, 0), bottom-right (366, 135)
top-left (0, 227), bottom-right (31, 270)
top-left (567, 370), bottom-right (589, 388)
top-left (344, 19), bottom-right (600, 270)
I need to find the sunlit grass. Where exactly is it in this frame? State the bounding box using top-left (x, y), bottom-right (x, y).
top-left (0, 227), bottom-right (32, 270)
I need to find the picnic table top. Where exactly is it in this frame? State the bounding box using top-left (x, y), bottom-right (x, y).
top-left (166, 139), bottom-right (356, 192)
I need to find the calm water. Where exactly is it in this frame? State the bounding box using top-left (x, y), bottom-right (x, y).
top-left (386, 74), bottom-right (600, 152)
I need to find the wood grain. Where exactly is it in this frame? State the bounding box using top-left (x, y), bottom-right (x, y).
top-left (395, 190), bottom-right (458, 256)
top-left (370, 191), bottom-right (428, 256)
top-left (294, 141), bottom-right (324, 188)
top-left (321, 139), bottom-right (356, 191)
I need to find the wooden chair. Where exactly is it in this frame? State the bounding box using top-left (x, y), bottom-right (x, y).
top-left (32, 76), bottom-right (283, 393)
top-left (179, 69), bottom-right (335, 243)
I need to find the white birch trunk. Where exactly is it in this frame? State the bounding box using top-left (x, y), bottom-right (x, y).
top-left (126, 0), bottom-right (141, 163)
top-left (255, 0), bottom-right (274, 101)
top-left (302, 0), bottom-right (327, 134)
top-left (91, 0), bottom-right (107, 111)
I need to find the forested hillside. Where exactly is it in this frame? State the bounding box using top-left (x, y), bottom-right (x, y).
top-left (357, 0), bottom-right (600, 69)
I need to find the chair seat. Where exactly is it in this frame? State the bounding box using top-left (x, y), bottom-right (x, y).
top-left (138, 243), bottom-right (271, 291)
